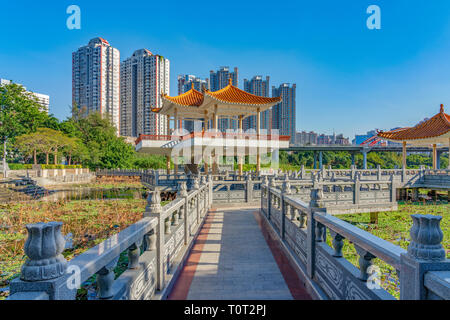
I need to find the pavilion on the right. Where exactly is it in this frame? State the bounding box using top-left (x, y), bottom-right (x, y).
top-left (377, 104), bottom-right (450, 169)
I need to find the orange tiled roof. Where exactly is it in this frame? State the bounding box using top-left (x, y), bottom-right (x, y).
top-left (162, 87), bottom-right (204, 107)
top-left (205, 78), bottom-right (282, 106)
top-left (377, 105), bottom-right (450, 141)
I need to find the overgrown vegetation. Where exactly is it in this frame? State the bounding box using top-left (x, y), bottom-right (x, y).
top-left (331, 204), bottom-right (449, 299)
top-left (0, 199), bottom-right (148, 299)
top-left (1, 82), bottom-right (170, 170)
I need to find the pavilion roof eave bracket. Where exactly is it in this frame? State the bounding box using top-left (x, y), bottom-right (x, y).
top-left (380, 131), bottom-right (450, 146)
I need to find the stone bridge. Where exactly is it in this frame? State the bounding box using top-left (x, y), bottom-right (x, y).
top-left (8, 173), bottom-right (449, 300)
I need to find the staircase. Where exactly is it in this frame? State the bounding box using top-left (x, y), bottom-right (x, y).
top-left (0, 177), bottom-right (53, 202)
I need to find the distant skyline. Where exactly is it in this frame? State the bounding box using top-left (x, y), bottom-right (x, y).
top-left (2, 1), bottom-right (450, 139)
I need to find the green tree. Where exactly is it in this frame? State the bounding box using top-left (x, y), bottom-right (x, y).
top-left (0, 82), bottom-right (49, 140)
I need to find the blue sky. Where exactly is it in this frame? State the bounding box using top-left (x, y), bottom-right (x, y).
top-left (1, 0), bottom-right (450, 139)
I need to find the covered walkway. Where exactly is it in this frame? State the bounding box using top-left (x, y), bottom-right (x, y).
top-left (168, 207), bottom-right (311, 300)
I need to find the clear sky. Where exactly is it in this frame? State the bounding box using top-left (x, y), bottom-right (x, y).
top-left (1, 0), bottom-right (450, 140)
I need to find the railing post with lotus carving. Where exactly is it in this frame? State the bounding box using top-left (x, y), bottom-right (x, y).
top-left (400, 214), bottom-right (449, 300)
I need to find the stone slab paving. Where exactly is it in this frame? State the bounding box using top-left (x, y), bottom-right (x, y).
top-left (178, 208), bottom-right (296, 300)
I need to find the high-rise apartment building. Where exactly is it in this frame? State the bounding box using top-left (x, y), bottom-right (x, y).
top-left (177, 74), bottom-right (208, 133)
top-left (0, 78), bottom-right (50, 113)
top-left (209, 66), bottom-right (238, 91)
top-left (120, 49), bottom-right (169, 137)
top-left (210, 67), bottom-right (239, 131)
top-left (243, 76), bottom-right (270, 131)
top-left (177, 74), bottom-right (209, 94)
top-left (72, 37), bottom-right (120, 133)
top-left (271, 83), bottom-right (296, 142)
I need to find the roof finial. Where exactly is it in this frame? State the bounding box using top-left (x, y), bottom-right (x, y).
top-left (191, 82), bottom-right (194, 90)
top-left (440, 104), bottom-right (444, 113)
top-left (228, 77), bottom-right (233, 86)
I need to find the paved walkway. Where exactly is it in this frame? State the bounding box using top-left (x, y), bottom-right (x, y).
top-left (168, 207), bottom-right (311, 300)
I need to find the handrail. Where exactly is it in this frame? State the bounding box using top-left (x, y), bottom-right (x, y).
top-left (313, 212), bottom-right (405, 270)
top-left (260, 183), bottom-right (449, 300)
top-left (8, 180), bottom-right (213, 300)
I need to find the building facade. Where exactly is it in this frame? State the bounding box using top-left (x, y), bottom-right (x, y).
top-left (120, 49), bottom-right (169, 137)
top-left (317, 133), bottom-right (350, 145)
top-left (210, 67), bottom-right (239, 132)
top-left (0, 78), bottom-right (49, 113)
top-left (271, 83), bottom-right (296, 142)
top-left (295, 131), bottom-right (318, 145)
top-left (72, 37), bottom-right (120, 133)
top-left (176, 74), bottom-right (208, 133)
top-left (177, 74), bottom-right (209, 94)
top-left (243, 76), bottom-right (271, 131)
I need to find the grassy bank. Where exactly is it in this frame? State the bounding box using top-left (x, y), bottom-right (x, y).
top-left (332, 204), bottom-right (449, 299)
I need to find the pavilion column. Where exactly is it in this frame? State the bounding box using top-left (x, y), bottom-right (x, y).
top-left (448, 138), bottom-right (450, 169)
top-left (166, 155), bottom-right (170, 175)
top-left (166, 115), bottom-right (170, 136)
top-left (256, 108), bottom-right (261, 174)
top-left (432, 144), bottom-right (437, 170)
top-left (174, 108), bottom-right (179, 131)
top-left (238, 115), bottom-right (244, 176)
top-left (210, 106), bottom-right (218, 175)
top-left (402, 141), bottom-right (407, 169)
top-left (213, 109), bottom-right (218, 131)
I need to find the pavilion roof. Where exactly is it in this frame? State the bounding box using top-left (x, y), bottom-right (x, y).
top-left (154, 79), bottom-right (282, 117)
top-left (204, 78), bottom-right (282, 106)
top-left (377, 104), bottom-right (450, 143)
top-left (161, 87), bottom-right (204, 107)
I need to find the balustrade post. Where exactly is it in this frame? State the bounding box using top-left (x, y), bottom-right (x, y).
top-left (390, 174), bottom-right (396, 203)
top-left (354, 174), bottom-right (360, 205)
top-left (178, 182), bottom-right (189, 245)
top-left (400, 214), bottom-right (449, 300)
top-left (306, 208), bottom-right (317, 279)
top-left (282, 176), bottom-right (292, 238)
top-left (246, 174), bottom-right (253, 203)
top-left (144, 190), bottom-right (164, 291)
top-left (155, 170), bottom-right (159, 186)
top-left (9, 221), bottom-right (71, 300)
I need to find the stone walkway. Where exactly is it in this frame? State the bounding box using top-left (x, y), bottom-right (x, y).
top-left (168, 207), bottom-right (311, 300)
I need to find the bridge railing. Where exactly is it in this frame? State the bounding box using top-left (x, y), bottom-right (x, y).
top-left (261, 182), bottom-right (449, 300)
top-left (96, 168), bottom-right (146, 177)
top-left (8, 178), bottom-right (212, 300)
top-left (423, 168), bottom-right (450, 176)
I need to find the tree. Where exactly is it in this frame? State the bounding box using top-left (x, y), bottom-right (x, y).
top-left (0, 83), bottom-right (49, 140)
top-left (15, 132), bottom-right (46, 165)
top-left (67, 112), bottom-right (134, 169)
top-left (62, 137), bottom-right (88, 165)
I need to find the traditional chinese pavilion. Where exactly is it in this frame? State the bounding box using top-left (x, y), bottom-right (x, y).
top-left (136, 79), bottom-right (290, 174)
top-left (377, 104), bottom-right (450, 169)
